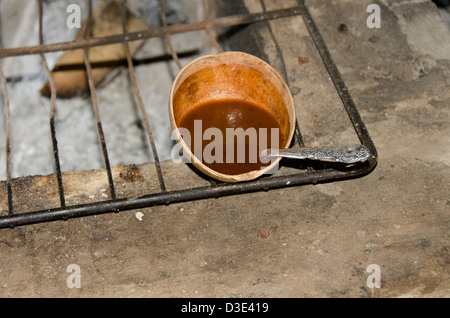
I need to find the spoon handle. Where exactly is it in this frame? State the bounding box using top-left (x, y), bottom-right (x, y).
top-left (264, 144), bottom-right (372, 164)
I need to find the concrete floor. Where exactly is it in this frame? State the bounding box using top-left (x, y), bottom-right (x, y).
top-left (0, 0), bottom-right (449, 298)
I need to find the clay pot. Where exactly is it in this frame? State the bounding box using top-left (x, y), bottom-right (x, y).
top-left (169, 51), bottom-right (295, 182)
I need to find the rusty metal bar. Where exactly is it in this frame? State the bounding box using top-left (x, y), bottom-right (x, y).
top-left (0, 162), bottom-right (376, 229)
top-left (122, 0), bottom-right (166, 192)
top-left (0, 6), bottom-right (303, 58)
top-left (296, 0), bottom-right (377, 159)
top-left (0, 6), bottom-right (12, 214)
top-left (202, 0), bottom-right (224, 53)
top-left (83, 0), bottom-right (116, 200)
top-left (0, 64), bottom-right (13, 215)
top-left (158, 0), bottom-right (183, 70)
top-left (38, 0), bottom-right (66, 207)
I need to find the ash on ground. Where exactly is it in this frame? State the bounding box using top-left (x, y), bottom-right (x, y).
top-left (0, 0), bottom-right (216, 179)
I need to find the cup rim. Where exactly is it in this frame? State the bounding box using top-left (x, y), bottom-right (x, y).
top-left (169, 51), bottom-right (296, 182)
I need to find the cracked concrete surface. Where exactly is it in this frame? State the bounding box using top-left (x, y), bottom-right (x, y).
top-left (0, 0), bottom-right (449, 298)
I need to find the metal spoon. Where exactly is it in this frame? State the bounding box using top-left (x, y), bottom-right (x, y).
top-left (262, 144), bottom-right (372, 164)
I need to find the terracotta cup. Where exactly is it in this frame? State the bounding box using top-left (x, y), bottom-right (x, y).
top-left (169, 51), bottom-right (296, 182)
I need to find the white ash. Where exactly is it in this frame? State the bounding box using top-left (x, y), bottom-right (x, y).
top-left (0, 0), bottom-right (216, 179)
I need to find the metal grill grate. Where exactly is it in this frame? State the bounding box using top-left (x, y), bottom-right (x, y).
top-left (0, 0), bottom-right (377, 228)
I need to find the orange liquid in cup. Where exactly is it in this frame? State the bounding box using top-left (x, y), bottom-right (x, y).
top-left (178, 99), bottom-right (286, 175)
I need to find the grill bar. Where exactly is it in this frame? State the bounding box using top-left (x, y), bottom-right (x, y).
top-left (123, 0), bottom-right (167, 192)
top-left (0, 163), bottom-right (373, 228)
top-left (0, 65), bottom-right (13, 215)
top-left (297, 0), bottom-right (377, 157)
top-left (80, 0), bottom-right (117, 200)
top-left (38, 0), bottom-right (66, 207)
top-left (158, 0), bottom-right (183, 70)
top-left (0, 6), bottom-right (303, 58)
top-left (202, 0), bottom-right (224, 53)
top-left (0, 1), bottom-right (377, 228)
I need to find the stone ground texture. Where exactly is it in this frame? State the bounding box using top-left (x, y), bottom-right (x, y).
top-left (0, 0), bottom-right (448, 297)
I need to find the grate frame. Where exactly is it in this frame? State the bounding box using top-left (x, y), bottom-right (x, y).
top-left (0, 0), bottom-right (377, 228)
